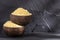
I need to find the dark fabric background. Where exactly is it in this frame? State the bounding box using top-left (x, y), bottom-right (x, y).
top-left (0, 0), bottom-right (60, 40)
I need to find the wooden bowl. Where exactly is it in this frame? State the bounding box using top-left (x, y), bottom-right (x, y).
top-left (3, 21), bottom-right (24, 37)
top-left (10, 8), bottom-right (32, 25)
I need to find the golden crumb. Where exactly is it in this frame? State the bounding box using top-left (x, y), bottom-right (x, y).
top-left (3, 21), bottom-right (23, 28)
top-left (11, 8), bottom-right (32, 16)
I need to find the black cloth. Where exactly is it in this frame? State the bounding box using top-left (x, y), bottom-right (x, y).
top-left (0, 0), bottom-right (60, 40)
